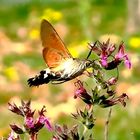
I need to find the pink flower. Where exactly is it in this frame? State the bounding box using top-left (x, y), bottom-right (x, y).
top-left (100, 51), bottom-right (108, 67)
top-left (37, 106), bottom-right (53, 131)
top-left (89, 40), bottom-right (131, 70)
top-left (8, 131), bottom-right (14, 140)
top-left (8, 131), bottom-right (20, 140)
top-left (75, 86), bottom-right (87, 98)
top-left (38, 115), bottom-right (53, 131)
top-left (74, 81), bottom-right (88, 98)
top-left (25, 117), bottom-right (34, 128)
top-left (107, 77), bottom-right (118, 85)
top-left (124, 55), bottom-right (131, 69)
top-left (74, 81), bottom-right (92, 105)
top-left (89, 39), bottom-right (116, 57)
top-left (115, 43), bottom-right (131, 69)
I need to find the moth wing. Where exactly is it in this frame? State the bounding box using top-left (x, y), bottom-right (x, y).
top-left (41, 19), bottom-right (72, 68)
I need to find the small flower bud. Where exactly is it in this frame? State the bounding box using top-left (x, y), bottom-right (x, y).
top-left (10, 124), bottom-right (24, 134)
top-left (7, 131), bottom-right (20, 140)
top-left (107, 77), bottom-right (118, 85)
top-left (52, 136), bottom-right (60, 140)
top-left (8, 103), bottom-right (23, 116)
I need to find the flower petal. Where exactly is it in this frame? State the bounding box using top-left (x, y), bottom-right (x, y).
top-left (44, 118), bottom-right (53, 131)
top-left (25, 117), bottom-right (34, 128)
top-left (38, 115), bottom-right (53, 131)
top-left (100, 51), bottom-right (108, 67)
top-left (115, 43), bottom-right (125, 59)
top-left (124, 55), bottom-right (131, 69)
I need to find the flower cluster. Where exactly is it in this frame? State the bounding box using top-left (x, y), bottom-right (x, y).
top-left (73, 40), bottom-right (131, 131)
top-left (52, 107), bottom-right (95, 139)
top-left (72, 107), bottom-right (95, 129)
top-left (77, 40), bottom-right (131, 105)
top-left (89, 39), bottom-right (131, 70)
top-left (74, 80), bottom-right (128, 108)
top-left (7, 100), bottom-right (52, 140)
top-left (53, 125), bottom-right (82, 140)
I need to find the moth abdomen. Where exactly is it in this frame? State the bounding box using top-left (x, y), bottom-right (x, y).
top-left (27, 70), bottom-right (51, 87)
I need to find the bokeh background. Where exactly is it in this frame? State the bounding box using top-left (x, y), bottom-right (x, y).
top-left (0, 0), bottom-right (140, 139)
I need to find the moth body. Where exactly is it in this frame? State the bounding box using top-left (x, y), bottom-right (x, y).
top-left (28, 58), bottom-right (92, 86)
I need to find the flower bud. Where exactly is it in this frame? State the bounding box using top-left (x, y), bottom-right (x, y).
top-left (107, 77), bottom-right (118, 85)
top-left (10, 124), bottom-right (24, 134)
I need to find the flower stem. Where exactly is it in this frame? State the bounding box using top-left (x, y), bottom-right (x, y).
top-left (30, 133), bottom-right (38, 140)
top-left (83, 125), bottom-right (87, 135)
top-left (104, 108), bottom-right (112, 140)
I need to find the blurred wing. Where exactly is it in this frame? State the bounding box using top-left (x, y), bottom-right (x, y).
top-left (41, 19), bottom-right (72, 68)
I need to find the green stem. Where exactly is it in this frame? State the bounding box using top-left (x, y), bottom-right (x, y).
top-left (30, 133), bottom-right (37, 140)
top-left (104, 108), bottom-right (112, 140)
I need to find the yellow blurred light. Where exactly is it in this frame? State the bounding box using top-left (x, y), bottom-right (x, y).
top-left (69, 40), bottom-right (89, 57)
top-left (4, 67), bottom-right (19, 82)
top-left (129, 37), bottom-right (140, 48)
top-left (48, 97), bottom-right (77, 120)
top-left (99, 34), bottom-right (120, 44)
top-left (130, 54), bottom-right (139, 66)
top-left (121, 69), bottom-right (132, 78)
top-left (41, 9), bottom-right (62, 22)
top-left (0, 127), bottom-right (9, 137)
top-left (29, 29), bottom-right (39, 40)
top-left (86, 67), bottom-right (93, 73)
top-left (13, 43), bottom-right (27, 54)
top-left (69, 46), bottom-right (79, 57)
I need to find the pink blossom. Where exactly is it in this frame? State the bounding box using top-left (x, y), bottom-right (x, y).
top-left (8, 131), bottom-right (14, 140)
top-left (38, 115), bottom-right (53, 131)
top-left (115, 43), bottom-right (131, 69)
top-left (108, 77), bottom-right (118, 85)
top-left (8, 131), bottom-right (19, 140)
top-left (124, 55), bottom-right (131, 69)
top-left (100, 51), bottom-right (108, 67)
top-left (75, 86), bottom-right (86, 98)
top-left (25, 117), bottom-right (34, 128)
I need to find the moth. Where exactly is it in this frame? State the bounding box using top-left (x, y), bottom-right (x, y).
top-left (28, 19), bottom-right (95, 87)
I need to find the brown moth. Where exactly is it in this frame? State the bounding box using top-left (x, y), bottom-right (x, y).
top-left (28, 19), bottom-right (94, 87)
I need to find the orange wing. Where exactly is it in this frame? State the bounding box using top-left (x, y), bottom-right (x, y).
top-left (41, 19), bottom-right (72, 68)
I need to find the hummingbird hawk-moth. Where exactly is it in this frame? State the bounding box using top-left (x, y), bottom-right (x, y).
top-left (28, 19), bottom-right (95, 87)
